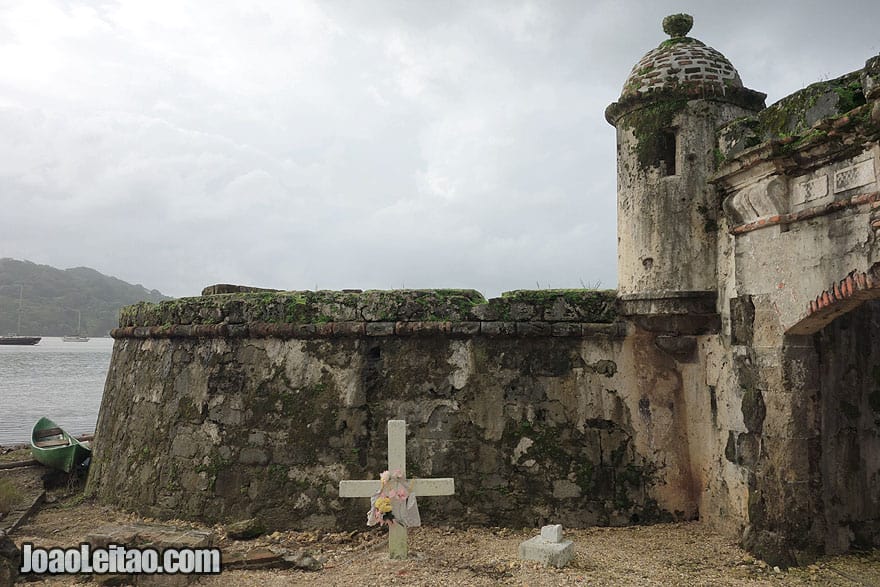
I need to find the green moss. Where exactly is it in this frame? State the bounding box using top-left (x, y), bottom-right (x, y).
top-left (696, 204), bottom-right (718, 233)
top-left (613, 465), bottom-right (643, 510)
top-left (833, 80), bottom-right (866, 114)
top-left (620, 100), bottom-right (687, 171)
top-left (177, 399), bottom-right (202, 423)
top-left (166, 461), bottom-right (181, 490)
top-left (501, 288), bottom-right (612, 302)
top-left (659, 36), bottom-right (697, 49)
top-left (497, 289), bottom-right (617, 323)
top-left (713, 147), bottom-right (725, 168)
top-left (268, 464), bottom-right (287, 483)
top-left (507, 421), bottom-right (571, 471)
top-left (662, 13), bottom-right (693, 38)
top-left (284, 295), bottom-right (308, 322)
top-left (757, 73), bottom-right (865, 141)
top-left (0, 478), bottom-right (22, 514)
top-left (575, 461), bottom-right (594, 491)
top-left (791, 128), bottom-right (827, 148)
top-left (196, 454), bottom-right (231, 479)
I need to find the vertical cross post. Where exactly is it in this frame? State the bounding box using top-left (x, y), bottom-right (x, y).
top-left (339, 419), bottom-right (455, 560)
top-left (386, 419), bottom-right (407, 559)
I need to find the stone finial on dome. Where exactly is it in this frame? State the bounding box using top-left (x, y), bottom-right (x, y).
top-left (662, 13), bottom-right (693, 38)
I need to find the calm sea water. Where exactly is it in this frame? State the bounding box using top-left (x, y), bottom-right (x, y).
top-left (0, 337), bottom-right (113, 446)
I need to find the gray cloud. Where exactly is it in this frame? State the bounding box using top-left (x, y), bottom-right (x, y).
top-left (1, 0), bottom-right (878, 297)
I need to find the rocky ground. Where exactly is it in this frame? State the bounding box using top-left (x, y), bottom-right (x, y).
top-left (3, 448), bottom-right (880, 586)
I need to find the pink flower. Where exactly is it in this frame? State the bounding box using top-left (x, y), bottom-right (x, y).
top-left (396, 488), bottom-right (408, 500)
top-left (379, 470), bottom-right (390, 484)
top-left (391, 468), bottom-right (402, 478)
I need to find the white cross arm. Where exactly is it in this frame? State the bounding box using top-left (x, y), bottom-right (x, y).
top-left (339, 478), bottom-right (455, 498)
top-left (339, 480), bottom-right (381, 498)
top-left (408, 478), bottom-right (455, 496)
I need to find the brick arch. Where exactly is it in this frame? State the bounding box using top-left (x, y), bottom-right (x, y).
top-left (786, 263), bottom-right (880, 335)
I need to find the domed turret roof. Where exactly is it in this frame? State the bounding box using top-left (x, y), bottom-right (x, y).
top-left (606, 15), bottom-right (765, 124)
top-left (620, 14), bottom-right (743, 99)
top-left (621, 36), bottom-right (742, 99)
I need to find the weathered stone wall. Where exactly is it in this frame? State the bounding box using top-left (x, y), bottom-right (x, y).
top-left (708, 55), bottom-right (880, 565)
top-left (613, 100), bottom-right (759, 300)
top-left (87, 289), bottom-right (703, 530)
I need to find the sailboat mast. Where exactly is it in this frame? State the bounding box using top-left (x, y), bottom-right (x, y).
top-left (17, 284), bottom-right (23, 335)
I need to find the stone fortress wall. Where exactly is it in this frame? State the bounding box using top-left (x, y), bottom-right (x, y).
top-left (86, 288), bottom-right (704, 530)
top-left (86, 14), bottom-right (880, 568)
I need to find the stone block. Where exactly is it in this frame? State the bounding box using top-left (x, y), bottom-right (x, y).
top-left (85, 524), bottom-right (214, 550)
top-left (516, 322), bottom-right (552, 336)
top-left (365, 322), bottom-right (395, 336)
top-left (481, 321), bottom-right (515, 336)
top-left (552, 322), bottom-right (582, 336)
top-left (552, 480), bottom-right (582, 499)
top-left (333, 321), bottom-right (365, 336)
top-left (541, 524), bottom-right (564, 542)
top-left (239, 448), bottom-right (268, 466)
top-left (226, 518), bottom-right (265, 540)
top-left (450, 321), bottom-right (481, 335)
top-left (518, 533), bottom-right (574, 568)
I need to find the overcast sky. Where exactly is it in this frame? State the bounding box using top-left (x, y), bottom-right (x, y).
top-left (1, 1), bottom-right (878, 298)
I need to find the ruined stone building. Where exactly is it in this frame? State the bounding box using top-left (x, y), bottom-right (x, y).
top-left (86, 15), bottom-right (880, 566)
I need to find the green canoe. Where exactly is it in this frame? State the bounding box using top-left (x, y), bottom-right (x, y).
top-left (30, 417), bottom-right (92, 473)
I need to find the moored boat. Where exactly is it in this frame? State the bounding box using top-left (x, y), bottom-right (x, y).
top-left (30, 417), bottom-right (92, 473)
top-left (0, 335), bottom-right (41, 345)
top-left (62, 310), bottom-right (89, 342)
top-left (2, 285), bottom-right (41, 345)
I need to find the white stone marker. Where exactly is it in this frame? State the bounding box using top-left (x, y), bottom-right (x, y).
top-left (519, 524), bottom-right (574, 568)
top-left (339, 420), bottom-right (455, 559)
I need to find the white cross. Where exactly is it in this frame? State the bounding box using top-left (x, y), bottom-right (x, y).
top-left (339, 419), bottom-right (455, 559)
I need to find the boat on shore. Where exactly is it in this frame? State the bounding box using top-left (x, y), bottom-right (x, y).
top-left (30, 417), bottom-right (92, 473)
top-left (0, 335), bottom-right (41, 345)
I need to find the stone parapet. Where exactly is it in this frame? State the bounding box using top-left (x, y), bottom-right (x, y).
top-left (110, 321), bottom-right (626, 340)
top-left (114, 288), bottom-right (619, 335)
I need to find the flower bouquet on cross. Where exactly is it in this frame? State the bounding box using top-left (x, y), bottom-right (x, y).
top-left (367, 469), bottom-right (421, 528)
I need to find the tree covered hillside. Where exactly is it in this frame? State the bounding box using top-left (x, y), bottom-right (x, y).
top-left (0, 258), bottom-right (170, 336)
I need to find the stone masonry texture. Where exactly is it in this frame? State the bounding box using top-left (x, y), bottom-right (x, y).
top-left (87, 14), bottom-right (880, 569)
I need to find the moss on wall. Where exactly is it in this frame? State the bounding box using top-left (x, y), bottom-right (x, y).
top-left (744, 72), bottom-right (865, 143)
top-left (117, 288), bottom-right (619, 328)
top-left (619, 100), bottom-right (687, 171)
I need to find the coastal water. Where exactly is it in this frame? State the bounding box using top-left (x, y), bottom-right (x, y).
top-left (0, 337), bottom-right (113, 446)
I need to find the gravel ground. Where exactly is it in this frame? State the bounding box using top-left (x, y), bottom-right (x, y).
top-left (3, 458), bottom-right (880, 586)
top-left (14, 504), bottom-right (880, 586)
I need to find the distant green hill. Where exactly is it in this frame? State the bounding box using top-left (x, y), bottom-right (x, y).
top-left (0, 258), bottom-right (170, 336)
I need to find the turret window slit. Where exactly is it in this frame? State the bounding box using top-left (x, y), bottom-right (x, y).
top-left (660, 129), bottom-right (677, 176)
